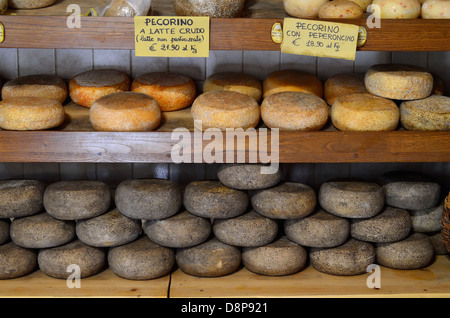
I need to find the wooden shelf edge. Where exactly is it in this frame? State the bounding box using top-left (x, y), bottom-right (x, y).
top-left (0, 130), bottom-right (448, 163)
top-left (0, 16), bottom-right (448, 51)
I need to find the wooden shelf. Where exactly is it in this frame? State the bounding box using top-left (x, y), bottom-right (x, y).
top-left (0, 0), bottom-right (449, 51)
top-left (1, 255), bottom-right (448, 298)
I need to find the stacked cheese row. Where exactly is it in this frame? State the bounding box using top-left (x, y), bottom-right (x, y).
top-left (0, 165), bottom-right (446, 280)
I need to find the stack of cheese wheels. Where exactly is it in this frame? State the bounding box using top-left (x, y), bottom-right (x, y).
top-left (400, 95), bottom-right (450, 131)
top-left (89, 92), bottom-right (161, 132)
top-left (191, 91), bottom-right (260, 131)
top-left (331, 93), bottom-right (400, 131)
top-left (203, 72), bottom-right (262, 102)
top-left (69, 69), bottom-right (130, 108)
top-left (421, 0), bottom-right (450, 19)
top-left (371, 0), bottom-right (421, 18)
top-left (283, 0), bottom-right (329, 18)
top-left (365, 64), bottom-right (434, 100)
top-left (261, 91), bottom-right (329, 131)
top-left (324, 73), bottom-right (367, 106)
top-left (318, 0), bottom-right (364, 18)
top-left (2, 75), bottom-right (68, 103)
top-left (263, 69), bottom-right (323, 99)
top-left (131, 72), bottom-right (196, 111)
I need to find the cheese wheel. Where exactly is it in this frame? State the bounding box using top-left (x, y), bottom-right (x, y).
top-left (191, 91), bottom-right (260, 131)
top-left (173, 0), bottom-right (246, 17)
top-left (421, 0), bottom-right (450, 18)
top-left (324, 73), bottom-right (367, 106)
top-left (318, 0), bottom-right (364, 18)
top-left (331, 93), bottom-right (399, 131)
top-left (0, 242), bottom-right (37, 280)
top-left (261, 91), bottom-right (329, 131)
top-left (263, 70), bottom-right (323, 99)
top-left (372, 0), bottom-right (421, 18)
top-left (350, 0), bottom-right (373, 11)
top-left (8, 0), bottom-right (56, 9)
top-left (203, 72), bottom-right (262, 102)
top-left (400, 95), bottom-right (450, 131)
top-left (69, 69), bottom-right (130, 108)
top-left (365, 64), bottom-right (433, 100)
top-left (131, 72), bottom-right (196, 111)
top-left (2, 75), bottom-right (67, 104)
top-left (89, 92), bottom-right (161, 132)
top-left (0, 97), bottom-right (65, 131)
top-left (283, 0), bottom-right (330, 18)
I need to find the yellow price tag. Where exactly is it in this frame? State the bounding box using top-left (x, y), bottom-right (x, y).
top-left (281, 18), bottom-right (359, 61)
top-left (0, 23), bottom-right (4, 43)
top-left (134, 16), bottom-right (210, 58)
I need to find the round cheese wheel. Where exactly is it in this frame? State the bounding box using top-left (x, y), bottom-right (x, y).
top-left (261, 91), bottom-right (329, 131)
top-left (173, 0), bottom-right (246, 17)
top-left (365, 64), bottom-right (433, 100)
top-left (324, 72), bottom-right (367, 106)
top-left (2, 75), bottom-right (67, 104)
top-left (421, 0), bottom-right (450, 18)
top-left (319, 0), bottom-right (364, 18)
top-left (400, 95), bottom-right (450, 131)
top-left (263, 70), bottom-right (323, 99)
top-left (131, 72), bottom-right (196, 111)
top-left (283, 0), bottom-right (330, 18)
top-left (89, 92), bottom-right (161, 132)
top-left (69, 69), bottom-right (130, 108)
top-left (0, 180), bottom-right (45, 219)
top-left (0, 97), bottom-right (65, 131)
top-left (372, 0), bottom-right (421, 18)
top-left (0, 219), bottom-right (10, 246)
top-left (191, 91), bottom-right (260, 131)
top-left (216, 163), bottom-right (282, 190)
top-left (0, 242), bottom-right (37, 279)
top-left (203, 72), bottom-right (262, 102)
top-left (350, 0), bottom-right (373, 11)
top-left (8, 0), bottom-right (56, 9)
top-left (331, 93), bottom-right (400, 131)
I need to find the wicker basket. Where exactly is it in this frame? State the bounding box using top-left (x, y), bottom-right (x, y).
top-left (443, 192), bottom-right (450, 253)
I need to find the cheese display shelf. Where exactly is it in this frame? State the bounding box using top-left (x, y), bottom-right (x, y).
top-left (1, 0), bottom-right (449, 51)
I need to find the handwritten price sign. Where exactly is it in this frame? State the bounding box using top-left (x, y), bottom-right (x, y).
top-left (281, 18), bottom-right (359, 61)
top-left (134, 16), bottom-right (210, 57)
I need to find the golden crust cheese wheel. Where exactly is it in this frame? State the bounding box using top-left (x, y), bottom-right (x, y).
top-left (69, 69), bottom-right (130, 108)
top-left (365, 64), bottom-right (433, 100)
top-left (2, 75), bottom-right (68, 104)
top-left (203, 72), bottom-right (262, 103)
top-left (400, 95), bottom-right (450, 131)
top-left (324, 73), bottom-right (367, 106)
top-left (372, 0), bottom-right (421, 18)
top-left (191, 91), bottom-right (260, 131)
top-left (261, 91), bottom-right (329, 131)
top-left (263, 70), bottom-right (323, 99)
top-left (331, 93), bottom-right (400, 131)
top-left (89, 92), bottom-right (161, 132)
top-left (350, 0), bottom-right (373, 11)
top-left (0, 97), bottom-right (65, 131)
top-left (283, 0), bottom-right (330, 18)
top-left (131, 72), bottom-right (196, 112)
top-left (318, 0), bottom-right (364, 18)
top-left (421, 0), bottom-right (450, 19)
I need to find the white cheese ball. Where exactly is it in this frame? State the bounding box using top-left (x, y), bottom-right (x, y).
top-left (319, 0), bottom-right (364, 18)
top-left (283, 0), bottom-right (330, 18)
top-left (372, 0), bottom-right (421, 18)
top-left (421, 0), bottom-right (450, 18)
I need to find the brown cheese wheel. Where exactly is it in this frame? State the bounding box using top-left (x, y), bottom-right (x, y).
top-left (89, 92), bottom-right (161, 132)
top-left (2, 75), bottom-right (68, 104)
top-left (203, 72), bottom-right (262, 102)
top-left (263, 70), bottom-right (323, 99)
top-left (331, 93), bottom-right (400, 131)
top-left (0, 97), bottom-right (65, 131)
top-left (69, 69), bottom-right (130, 108)
top-left (324, 73), bottom-right (367, 106)
top-left (131, 72), bottom-right (196, 112)
top-left (261, 91), bottom-right (329, 131)
top-left (365, 64), bottom-right (433, 100)
top-left (400, 95), bottom-right (450, 131)
top-left (191, 91), bottom-right (260, 131)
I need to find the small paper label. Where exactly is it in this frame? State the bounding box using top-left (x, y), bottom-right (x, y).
top-left (281, 18), bottom-right (359, 61)
top-left (134, 16), bottom-right (210, 57)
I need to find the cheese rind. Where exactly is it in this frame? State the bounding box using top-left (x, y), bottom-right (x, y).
top-left (318, 0), bottom-right (364, 18)
top-left (8, 0), bottom-right (56, 9)
top-left (372, 0), bottom-right (421, 18)
top-left (283, 0), bottom-right (330, 18)
top-left (400, 94), bottom-right (450, 131)
top-left (263, 70), bottom-right (323, 99)
top-left (421, 0), bottom-right (450, 18)
top-left (203, 72), bottom-right (262, 102)
top-left (324, 73), bottom-right (367, 106)
top-left (173, 0), bottom-right (246, 17)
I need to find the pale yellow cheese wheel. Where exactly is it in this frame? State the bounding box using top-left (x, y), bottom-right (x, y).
top-left (261, 91), bottom-right (329, 131)
top-left (331, 93), bottom-right (400, 131)
top-left (283, 0), bottom-right (330, 18)
top-left (350, 0), bottom-right (373, 11)
top-left (372, 0), bottom-right (421, 18)
top-left (365, 64), bottom-right (433, 100)
top-left (191, 91), bottom-right (260, 131)
top-left (400, 95), bottom-right (450, 131)
top-left (0, 97), bottom-right (65, 131)
top-left (203, 72), bottom-right (262, 102)
top-left (421, 0), bottom-right (450, 18)
top-left (263, 70), bottom-right (323, 99)
top-left (89, 92), bottom-right (161, 132)
top-left (319, 0), bottom-right (364, 18)
top-left (324, 73), bottom-right (367, 106)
